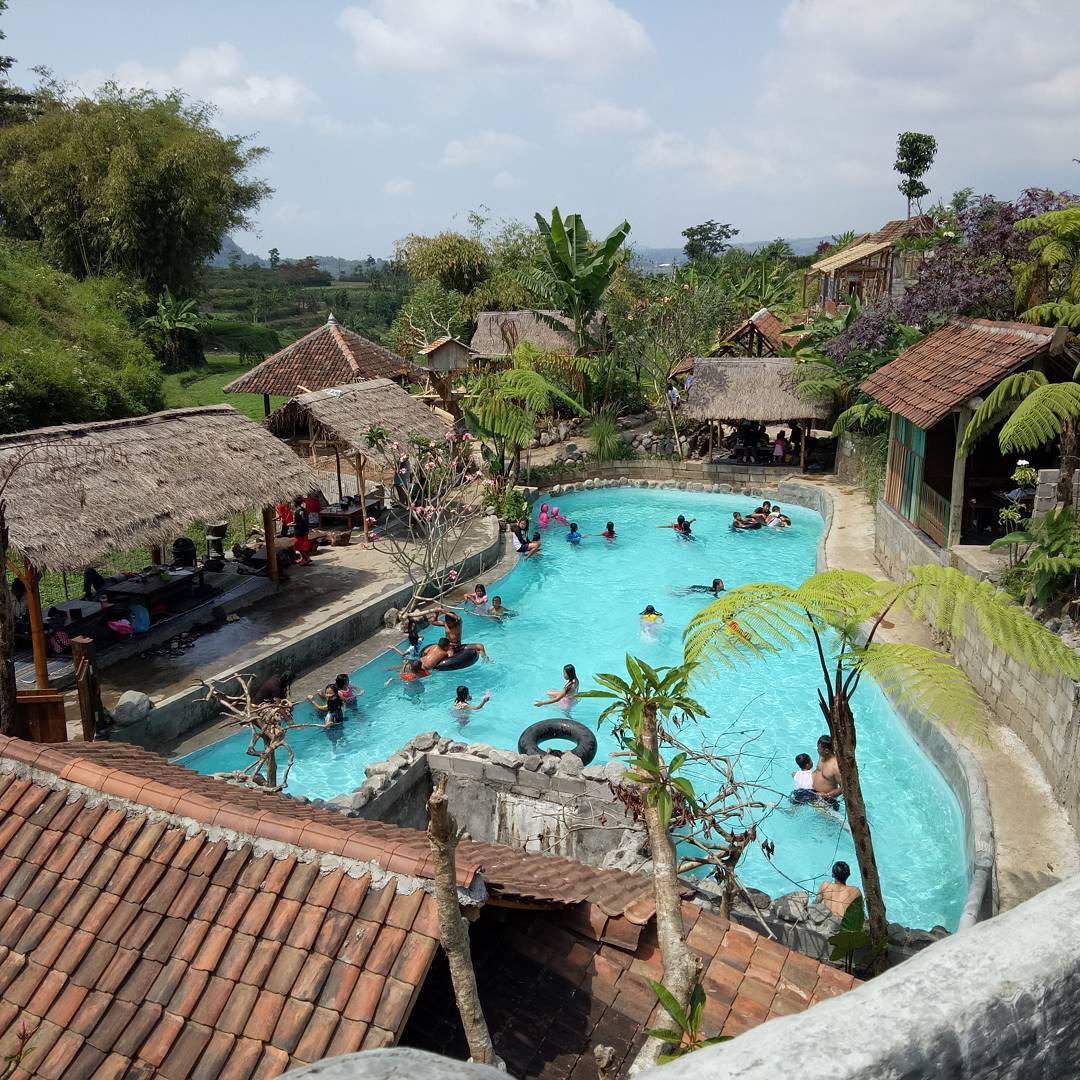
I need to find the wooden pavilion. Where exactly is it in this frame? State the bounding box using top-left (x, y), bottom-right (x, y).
top-left (713, 307), bottom-right (802, 357)
top-left (862, 318), bottom-right (1070, 548)
top-left (682, 358), bottom-right (833, 469)
top-left (265, 379), bottom-right (451, 542)
top-left (0, 406), bottom-right (321, 690)
top-left (224, 313), bottom-right (415, 416)
top-left (806, 216), bottom-right (934, 309)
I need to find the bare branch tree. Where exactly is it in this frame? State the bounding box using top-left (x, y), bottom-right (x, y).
top-left (426, 776), bottom-right (501, 1067)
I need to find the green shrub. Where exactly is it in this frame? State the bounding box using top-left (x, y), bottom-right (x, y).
top-left (589, 410), bottom-right (623, 463)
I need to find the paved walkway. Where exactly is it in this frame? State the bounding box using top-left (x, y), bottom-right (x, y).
top-left (809, 474), bottom-right (1080, 911)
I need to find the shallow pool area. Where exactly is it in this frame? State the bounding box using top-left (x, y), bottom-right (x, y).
top-left (180, 487), bottom-right (968, 930)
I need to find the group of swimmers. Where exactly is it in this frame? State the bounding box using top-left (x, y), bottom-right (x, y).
top-left (732, 500), bottom-right (791, 531)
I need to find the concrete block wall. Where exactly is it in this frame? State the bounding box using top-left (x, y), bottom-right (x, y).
top-left (875, 498), bottom-right (1080, 834)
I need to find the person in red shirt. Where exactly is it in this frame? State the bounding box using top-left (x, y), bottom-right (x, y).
top-left (274, 502), bottom-right (294, 535)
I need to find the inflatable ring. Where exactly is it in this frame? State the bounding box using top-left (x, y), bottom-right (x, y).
top-left (518, 718), bottom-right (597, 765)
top-left (435, 646), bottom-right (479, 672)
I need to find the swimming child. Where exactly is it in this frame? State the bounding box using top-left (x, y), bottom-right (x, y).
top-left (658, 515), bottom-right (695, 539)
top-left (464, 583), bottom-right (489, 609)
top-left (452, 685), bottom-right (491, 728)
top-left (333, 673), bottom-right (362, 708)
top-left (401, 658), bottom-right (430, 681)
top-left (767, 505), bottom-right (792, 529)
top-left (309, 684), bottom-right (346, 731)
top-left (732, 512), bottom-right (761, 531)
top-left (792, 753), bottom-right (815, 802)
top-left (640, 604), bottom-right (664, 639)
top-left (534, 664), bottom-right (578, 711)
top-left (566, 522), bottom-right (583, 544)
top-left (686, 578), bottom-right (725, 596)
top-left (601, 521), bottom-right (616, 540)
top-left (551, 505), bottom-right (570, 526)
top-left (488, 596), bottom-right (509, 619)
top-left (538, 503), bottom-right (551, 528)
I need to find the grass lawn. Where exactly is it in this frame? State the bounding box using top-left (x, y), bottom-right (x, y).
top-left (162, 353), bottom-right (285, 421)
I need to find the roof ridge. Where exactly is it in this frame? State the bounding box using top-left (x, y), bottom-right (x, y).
top-left (0, 404), bottom-right (239, 447)
top-left (0, 736), bottom-right (480, 888)
top-left (328, 319), bottom-right (363, 375)
top-left (948, 316), bottom-right (1056, 339)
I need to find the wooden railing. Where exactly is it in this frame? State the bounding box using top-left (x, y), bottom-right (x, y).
top-left (916, 482), bottom-right (951, 548)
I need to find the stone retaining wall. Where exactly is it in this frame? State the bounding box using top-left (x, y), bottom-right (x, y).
top-left (875, 498), bottom-right (1080, 835)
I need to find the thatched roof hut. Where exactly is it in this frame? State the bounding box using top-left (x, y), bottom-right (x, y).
top-left (469, 310), bottom-right (602, 358)
top-left (682, 358), bottom-right (832, 424)
top-left (223, 314), bottom-right (414, 400)
top-left (266, 379), bottom-right (450, 457)
top-left (0, 405), bottom-right (321, 573)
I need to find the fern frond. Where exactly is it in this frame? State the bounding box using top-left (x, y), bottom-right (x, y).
top-left (1019, 301), bottom-right (1080, 330)
top-left (793, 570), bottom-right (897, 629)
top-left (958, 370), bottom-right (1048, 455)
top-left (997, 381), bottom-right (1080, 453)
top-left (831, 403), bottom-right (890, 437)
top-left (852, 643), bottom-right (988, 742)
top-left (907, 564), bottom-right (1080, 680)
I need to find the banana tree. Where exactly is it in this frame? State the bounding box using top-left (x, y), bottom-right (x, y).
top-left (141, 286), bottom-right (203, 372)
top-left (513, 208), bottom-right (630, 407)
top-left (684, 565), bottom-right (1080, 968)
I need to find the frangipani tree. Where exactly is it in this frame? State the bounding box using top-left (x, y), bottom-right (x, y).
top-left (683, 565), bottom-right (1080, 966)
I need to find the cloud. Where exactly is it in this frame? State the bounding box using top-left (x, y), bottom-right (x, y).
top-left (491, 170), bottom-right (520, 190)
top-left (311, 114), bottom-right (395, 138)
top-left (633, 128), bottom-right (779, 190)
top-left (339, 0), bottom-right (649, 76)
top-left (383, 178), bottom-right (415, 196)
top-left (271, 201), bottom-right (321, 226)
top-left (82, 43), bottom-right (316, 121)
top-left (440, 130), bottom-right (531, 168)
top-left (566, 101), bottom-right (650, 135)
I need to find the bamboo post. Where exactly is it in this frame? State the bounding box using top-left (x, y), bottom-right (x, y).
top-left (263, 393), bottom-right (271, 418)
top-left (800, 421), bottom-right (809, 473)
top-left (948, 407), bottom-right (972, 547)
top-left (261, 507), bottom-right (280, 585)
top-left (357, 455), bottom-right (370, 544)
top-left (150, 544), bottom-right (163, 568)
top-left (24, 564), bottom-right (48, 689)
top-left (334, 446), bottom-right (344, 503)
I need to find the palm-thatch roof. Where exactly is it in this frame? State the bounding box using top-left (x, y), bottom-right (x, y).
top-left (469, 310), bottom-right (602, 358)
top-left (682, 358), bottom-right (833, 424)
top-left (810, 216), bottom-right (934, 275)
top-left (266, 379), bottom-right (450, 457)
top-left (223, 314), bottom-right (414, 397)
top-left (0, 406), bottom-right (322, 572)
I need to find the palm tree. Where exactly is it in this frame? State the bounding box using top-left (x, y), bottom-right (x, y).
top-left (463, 364), bottom-right (584, 481)
top-left (141, 286), bottom-right (202, 372)
top-left (683, 565), bottom-right (1080, 966)
top-left (581, 658), bottom-right (706, 1072)
top-left (513, 208), bottom-right (630, 406)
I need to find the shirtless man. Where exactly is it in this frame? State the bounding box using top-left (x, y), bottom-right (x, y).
top-left (420, 637), bottom-right (452, 671)
top-left (813, 734), bottom-right (842, 797)
top-left (431, 609), bottom-right (490, 662)
top-left (816, 861), bottom-right (862, 917)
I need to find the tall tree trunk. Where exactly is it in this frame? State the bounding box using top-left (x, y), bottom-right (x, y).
top-left (426, 778), bottom-right (499, 1066)
top-left (827, 690), bottom-right (889, 972)
top-left (1059, 421), bottom-right (1078, 506)
top-left (630, 704), bottom-right (699, 1075)
top-left (0, 503), bottom-right (14, 736)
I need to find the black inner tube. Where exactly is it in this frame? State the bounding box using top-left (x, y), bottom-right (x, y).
top-left (435, 646), bottom-right (479, 672)
top-left (518, 718), bottom-right (597, 766)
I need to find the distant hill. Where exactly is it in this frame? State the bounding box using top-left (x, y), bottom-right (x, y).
top-left (205, 237), bottom-right (389, 276)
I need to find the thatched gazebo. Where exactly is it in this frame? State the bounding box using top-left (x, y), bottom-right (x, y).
top-left (223, 314), bottom-right (415, 415)
top-left (265, 379), bottom-right (451, 540)
top-left (682, 358), bottom-right (833, 469)
top-left (469, 310), bottom-right (603, 360)
top-left (0, 405), bottom-right (321, 688)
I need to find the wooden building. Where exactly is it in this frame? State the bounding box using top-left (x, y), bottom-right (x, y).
top-left (415, 336), bottom-right (475, 416)
top-left (712, 307), bottom-right (802, 357)
top-left (807, 216), bottom-right (934, 309)
top-left (862, 318), bottom-right (1069, 549)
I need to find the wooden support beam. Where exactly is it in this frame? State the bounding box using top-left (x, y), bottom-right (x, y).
top-left (263, 394), bottom-right (271, 418)
top-left (358, 455), bottom-right (370, 544)
top-left (800, 421), bottom-right (809, 473)
top-left (334, 446), bottom-right (344, 503)
top-left (948, 407), bottom-right (972, 548)
top-left (23, 564), bottom-right (48, 690)
top-left (261, 506), bottom-right (280, 585)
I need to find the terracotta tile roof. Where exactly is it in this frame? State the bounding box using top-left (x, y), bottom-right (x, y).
top-left (0, 756), bottom-right (441, 1077)
top-left (408, 903), bottom-right (854, 1077)
top-left (224, 316), bottom-right (413, 398)
top-left (861, 317), bottom-right (1055, 429)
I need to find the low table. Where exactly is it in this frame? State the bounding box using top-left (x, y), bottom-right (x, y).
top-left (104, 567), bottom-right (203, 607)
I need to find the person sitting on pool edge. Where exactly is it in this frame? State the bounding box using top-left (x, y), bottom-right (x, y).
top-left (686, 578), bottom-right (725, 596)
top-left (523, 532), bottom-right (543, 559)
top-left (431, 608), bottom-right (491, 662)
top-left (816, 861), bottom-right (862, 918)
top-left (566, 522), bottom-right (583, 545)
top-left (534, 664), bottom-right (579, 710)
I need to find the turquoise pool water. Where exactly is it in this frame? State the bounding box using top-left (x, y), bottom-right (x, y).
top-left (180, 488), bottom-right (967, 930)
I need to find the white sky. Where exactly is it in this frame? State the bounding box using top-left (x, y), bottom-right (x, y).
top-left (6, 0), bottom-right (1080, 258)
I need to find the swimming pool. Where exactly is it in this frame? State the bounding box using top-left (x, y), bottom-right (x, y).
top-left (180, 487), bottom-right (967, 930)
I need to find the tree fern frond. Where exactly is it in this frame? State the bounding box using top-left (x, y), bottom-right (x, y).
top-left (907, 564), bottom-right (1080, 680)
top-left (997, 381), bottom-right (1080, 453)
top-left (831, 403), bottom-right (891, 437)
top-left (958, 370), bottom-right (1048, 455)
top-left (852, 643), bottom-right (988, 743)
top-left (793, 570), bottom-right (896, 627)
top-left (1019, 301), bottom-right (1080, 330)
